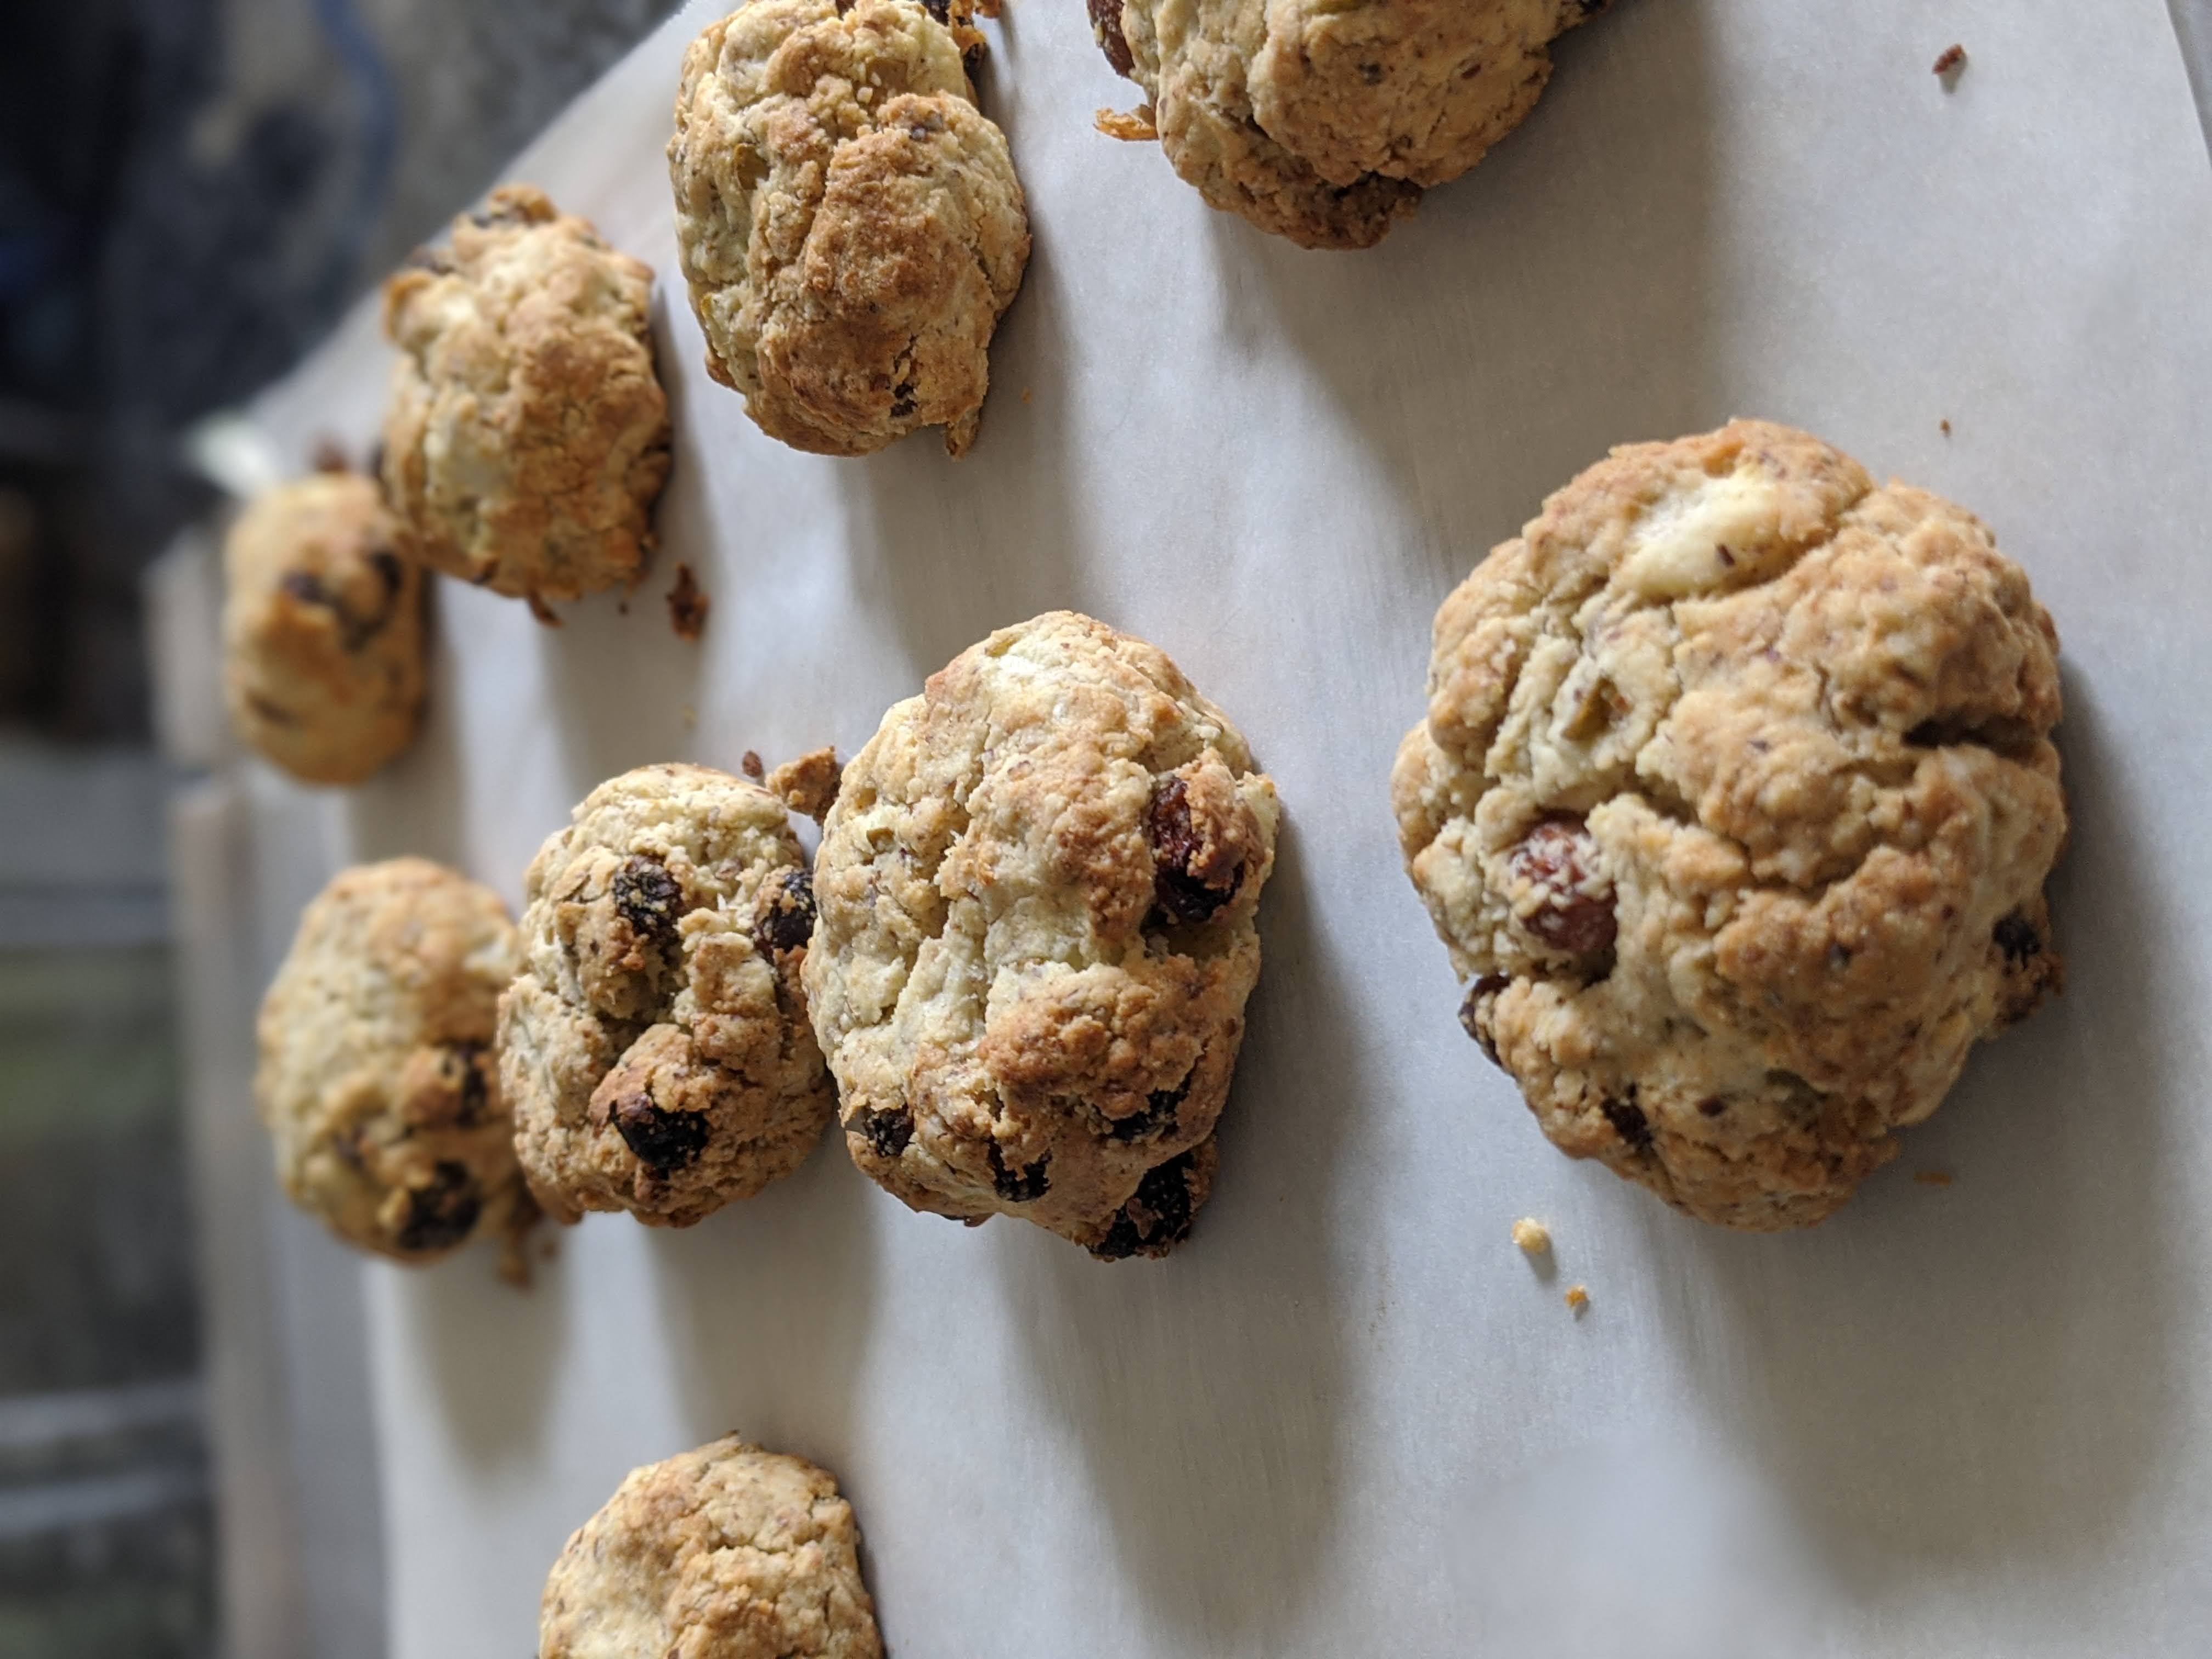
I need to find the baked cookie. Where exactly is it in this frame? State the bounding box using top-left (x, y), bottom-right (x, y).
top-left (222, 470), bottom-right (425, 786)
top-left (380, 185), bottom-right (672, 610)
top-left (1095, 0), bottom-right (1609, 250)
top-left (499, 764), bottom-right (834, 1227)
top-left (1393, 421), bottom-right (2067, 1229)
top-left (669, 0), bottom-right (1030, 457)
top-left (256, 859), bottom-right (537, 1271)
top-left (540, 1436), bottom-right (882, 1659)
top-left (806, 612), bottom-right (1281, 1258)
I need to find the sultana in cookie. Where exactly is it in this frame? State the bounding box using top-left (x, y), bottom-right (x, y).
top-left (1094, 0), bottom-right (1610, 250)
top-left (256, 858), bottom-right (536, 1270)
top-left (806, 612), bottom-right (1280, 1258)
top-left (539, 1436), bottom-right (882, 1659)
top-left (380, 185), bottom-right (672, 610)
top-left (498, 764), bottom-right (834, 1227)
top-left (1392, 420), bottom-right (2067, 1229)
top-left (669, 0), bottom-right (1030, 457)
top-left (222, 470), bottom-right (425, 786)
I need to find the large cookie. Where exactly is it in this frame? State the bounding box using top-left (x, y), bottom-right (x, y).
top-left (540, 1436), bottom-right (882, 1659)
top-left (806, 612), bottom-right (1280, 1258)
top-left (380, 185), bottom-right (672, 611)
top-left (222, 470), bottom-right (425, 786)
top-left (1393, 420), bottom-right (2067, 1229)
top-left (1096, 0), bottom-right (1608, 249)
top-left (669, 0), bottom-right (1030, 456)
top-left (499, 764), bottom-right (834, 1226)
top-left (256, 859), bottom-right (535, 1270)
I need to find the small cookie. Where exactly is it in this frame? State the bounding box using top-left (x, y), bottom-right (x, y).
top-left (1393, 420), bottom-right (2067, 1229)
top-left (499, 763), bottom-right (834, 1227)
top-left (222, 471), bottom-right (425, 786)
top-left (256, 859), bottom-right (535, 1268)
top-left (381, 185), bottom-right (672, 607)
top-left (806, 612), bottom-right (1280, 1258)
top-left (539, 1436), bottom-right (882, 1659)
top-left (669, 0), bottom-right (1031, 456)
top-left (1098, 0), bottom-right (1609, 250)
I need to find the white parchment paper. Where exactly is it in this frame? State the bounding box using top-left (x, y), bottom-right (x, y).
top-left (250, 1), bottom-right (2212, 1652)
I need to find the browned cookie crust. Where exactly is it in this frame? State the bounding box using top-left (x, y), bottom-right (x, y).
top-left (222, 471), bottom-right (425, 786)
top-left (669, 0), bottom-right (1030, 456)
top-left (499, 764), bottom-right (835, 1227)
top-left (1393, 421), bottom-right (2067, 1229)
top-left (539, 1436), bottom-right (882, 1659)
top-left (380, 184), bottom-right (672, 607)
top-left (1098, 0), bottom-right (1608, 249)
top-left (256, 859), bottom-right (535, 1269)
top-left (805, 612), bottom-right (1280, 1258)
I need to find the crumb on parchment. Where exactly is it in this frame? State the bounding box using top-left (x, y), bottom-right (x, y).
top-left (1914, 1170), bottom-right (1955, 1187)
top-left (741, 751), bottom-right (765, 782)
top-left (1511, 1218), bottom-right (1551, 1256)
top-left (667, 562), bottom-right (709, 641)
top-left (1095, 105), bottom-right (1158, 142)
top-left (765, 747), bottom-right (841, 823)
top-left (1934, 44), bottom-right (1966, 82)
top-left (1565, 1285), bottom-right (1590, 1314)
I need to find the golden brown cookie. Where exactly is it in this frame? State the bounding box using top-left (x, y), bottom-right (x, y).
top-left (222, 471), bottom-right (425, 786)
top-left (256, 859), bottom-right (537, 1271)
top-left (1393, 420), bottom-right (2068, 1228)
top-left (669, 0), bottom-right (1031, 456)
top-left (540, 1436), bottom-right (882, 1659)
top-left (498, 764), bottom-right (834, 1227)
top-left (380, 185), bottom-right (672, 609)
top-left (806, 612), bottom-right (1281, 1258)
top-left (1097, 0), bottom-right (1610, 250)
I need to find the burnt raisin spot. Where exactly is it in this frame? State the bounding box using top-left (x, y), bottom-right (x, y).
top-left (612, 855), bottom-right (684, 951)
top-left (850, 1107), bottom-right (913, 1160)
top-left (1698, 1096), bottom-right (1727, 1119)
top-left (450, 1043), bottom-right (490, 1126)
top-left (1599, 1094), bottom-right (1654, 1156)
top-left (889, 380), bottom-right (918, 419)
top-left (1994, 912), bottom-right (2043, 963)
top-left (1507, 817), bottom-right (1617, 955)
top-left (754, 868), bottom-right (816, 955)
top-left (368, 548), bottom-right (404, 598)
top-left (404, 245), bottom-right (455, 274)
top-left (1147, 776), bottom-right (1243, 923)
top-left (1088, 0), bottom-right (1135, 76)
top-left (988, 1143), bottom-right (1051, 1203)
top-left (612, 1096), bottom-right (710, 1174)
top-left (396, 1161), bottom-right (481, 1253)
top-left (1459, 974), bottom-right (1510, 1063)
top-left (280, 571), bottom-right (331, 608)
top-left (1089, 1150), bottom-right (1201, 1261)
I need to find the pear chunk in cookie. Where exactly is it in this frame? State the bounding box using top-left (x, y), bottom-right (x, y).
top-left (805, 612), bottom-right (1280, 1259)
top-left (256, 859), bottom-right (536, 1274)
top-left (1393, 420), bottom-right (2067, 1229)
top-left (669, 0), bottom-right (1030, 456)
top-left (498, 763), bottom-right (835, 1227)
top-left (1093, 0), bottom-right (1612, 250)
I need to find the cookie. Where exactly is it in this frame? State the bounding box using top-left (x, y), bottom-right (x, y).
top-left (806, 612), bottom-right (1280, 1258)
top-left (1392, 420), bottom-right (2067, 1229)
top-left (256, 859), bottom-right (536, 1270)
top-left (1097, 0), bottom-right (1608, 250)
top-left (221, 470), bottom-right (425, 786)
top-left (540, 1436), bottom-right (882, 1659)
top-left (669, 0), bottom-right (1031, 457)
top-left (499, 763), bottom-right (834, 1227)
top-left (380, 185), bottom-right (672, 609)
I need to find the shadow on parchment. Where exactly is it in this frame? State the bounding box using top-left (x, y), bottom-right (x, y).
top-left (646, 1129), bottom-right (879, 1472)
top-left (1638, 671), bottom-right (2182, 1591)
top-left (342, 573), bottom-right (479, 869)
top-left (1217, 0), bottom-right (1724, 603)
top-left (1003, 819), bottom-right (1353, 1650)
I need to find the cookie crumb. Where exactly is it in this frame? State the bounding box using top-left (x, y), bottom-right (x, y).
top-left (765, 747), bottom-right (842, 822)
top-left (1940, 418), bottom-right (1953, 436)
top-left (526, 592), bottom-right (563, 628)
top-left (741, 751), bottom-right (765, 783)
top-left (682, 705), bottom-right (698, 728)
top-left (1020, 386), bottom-right (1032, 404)
top-left (1914, 1169), bottom-right (1955, 1187)
top-left (1094, 105), bottom-right (1159, 142)
top-left (667, 563), bottom-right (710, 641)
top-left (1564, 1284), bottom-right (1590, 1314)
top-left (311, 437), bottom-right (352, 474)
top-left (1511, 1217), bottom-right (1551, 1256)
top-left (1933, 44), bottom-right (1966, 84)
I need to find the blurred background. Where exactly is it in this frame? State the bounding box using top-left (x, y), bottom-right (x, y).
top-left (0, 3), bottom-right (676, 1655)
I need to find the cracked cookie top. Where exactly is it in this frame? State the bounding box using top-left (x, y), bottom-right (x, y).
top-left (669, 0), bottom-right (1030, 456)
top-left (256, 859), bottom-right (536, 1272)
top-left (1101, 0), bottom-right (1609, 249)
top-left (805, 612), bottom-right (1280, 1258)
top-left (380, 184), bottom-right (672, 608)
top-left (498, 763), bottom-right (834, 1227)
top-left (539, 1436), bottom-right (882, 1659)
top-left (1393, 420), bottom-right (2067, 1228)
top-left (222, 470), bottom-right (425, 786)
